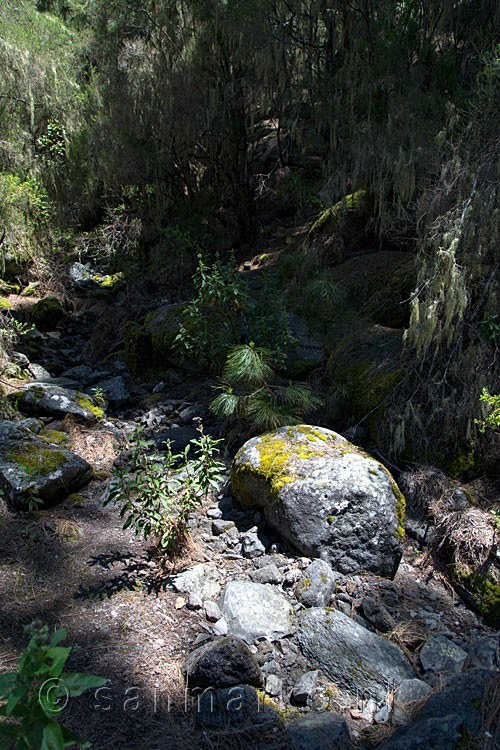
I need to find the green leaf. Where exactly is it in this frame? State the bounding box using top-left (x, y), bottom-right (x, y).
top-left (49, 630), bottom-right (66, 648)
top-left (5, 683), bottom-right (28, 716)
top-left (41, 647), bottom-right (71, 678)
top-left (41, 721), bottom-right (64, 750)
top-left (59, 673), bottom-right (107, 697)
top-left (0, 671), bottom-right (18, 696)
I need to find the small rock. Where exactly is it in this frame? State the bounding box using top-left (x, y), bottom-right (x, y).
top-left (204, 600), bottom-right (222, 623)
top-left (194, 685), bottom-right (278, 730)
top-left (250, 564), bottom-right (283, 585)
top-left (242, 530), bottom-right (268, 558)
top-left (172, 563), bottom-right (221, 601)
top-left (420, 634), bottom-right (468, 684)
top-left (295, 559), bottom-right (338, 608)
top-left (187, 594), bottom-right (202, 610)
top-left (219, 581), bottom-right (295, 643)
top-left (181, 635), bottom-right (262, 688)
top-left (392, 679), bottom-right (432, 726)
top-left (291, 670), bottom-right (320, 706)
top-left (212, 519), bottom-right (235, 536)
top-left (265, 674), bottom-right (283, 697)
top-left (206, 506), bottom-right (223, 519)
top-left (361, 596), bottom-right (396, 633)
top-left (287, 712), bottom-right (350, 750)
top-left (212, 617), bottom-right (228, 636)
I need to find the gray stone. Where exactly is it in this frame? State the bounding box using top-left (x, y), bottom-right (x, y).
top-left (9, 384), bottom-right (104, 421)
top-left (60, 365), bottom-right (94, 385)
top-left (178, 404), bottom-right (206, 424)
top-left (0, 420), bottom-right (93, 510)
top-left (172, 563), bottom-right (221, 601)
top-left (231, 425), bottom-right (403, 578)
top-left (392, 679), bottom-right (432, 726)
top-left (287, 712), bottom-right (350, 750)
top-left (187, 594), bottom-right (202, 610)
top-left (250, 564), bottom-right (283, 585)
top-left (465, 635), bottom-right (500, 670)
top-left (219, 581), bottom-right (295, 643)
top-left (418, 668), bottom-right (499, 738)
top-left (92, 375), bottom-right (129, 409)
top-left (27, 363), bottom-right (53, 382)
top-left (360, 596), bottom-right (396, 633)
top-left (194, 685), bottom-right (278, 730)
top-left (206, 506), bottom-right (223, 519)
top-left (378, 714), bottom-right (464, 750)
top-left (242, 530), bottom-right (268, 558)
top-left (265, 674), bottom-right (282, 697)
top-left (212, 617), bottom-right (228, 636)
top-left (420, 634), bottom-right (468, 683)
top-left (203, 600), bottom-right (221, 623)
top-left (295, 559), bottom-right (338, 608)
top-left (211, 519), bottom-right (235, 536)
top-left (181, 635), bottom-right (262, 689)
top-left (291, 670), bottom-right (320, 706)
top-left (295, 608), bottom-right (416, 701)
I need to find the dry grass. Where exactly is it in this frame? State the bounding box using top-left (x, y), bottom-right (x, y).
top-left (436, 507), bottom-right (496, 568)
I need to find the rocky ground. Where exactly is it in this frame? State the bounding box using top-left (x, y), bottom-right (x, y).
top-left (0, 262), bottom-right (499, 750)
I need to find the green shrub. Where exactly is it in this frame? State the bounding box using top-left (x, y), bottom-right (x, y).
top-left (105, 421), bottom-right (224, 554)
top-left (476, 388), bottom-right (500, 433)
top-left (0, 621), bottom-right (106, 750)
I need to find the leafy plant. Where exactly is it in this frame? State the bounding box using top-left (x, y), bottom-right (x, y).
top-left (105, 420), bottom-right (224, 553)
top-left (173, 253), bottom-right (250, 372)
top-left (0, 621), bottom-right (106, 750)
top-left (210, 342), bottom-right (323, 431)
top-left (476, 388), bottom-right (500, 433)
top-left (174, 254), bottom-right (294, 373)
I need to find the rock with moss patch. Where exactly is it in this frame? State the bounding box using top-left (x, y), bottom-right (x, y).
top-left (9, 384), bottom-right (105, 421)
top-left (30, 297), bottom-right (63, 330)
top-left (295, 559), bottom-right (339, 607)
top-left (295, 607), bottom-right (416, 701)
top-left (231, 425), bottom-right (404, 578)
top-left (0, 420), bottom-right (93, 510)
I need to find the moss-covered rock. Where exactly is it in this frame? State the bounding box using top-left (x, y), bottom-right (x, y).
top-left (452, 567), bottom-right (500, 628)
top-left (30, 297), bottom-right (63, 330)
top-left (0, 297), bottom-right (12, 310)
top-left (231, 424), bottom-right (404, 578)
top-left (9, 384), bottom-right (104, 421)
top-left (0, 279), bottom-right (20, 295)
top-left (0, 419), bottom-right (93, 510)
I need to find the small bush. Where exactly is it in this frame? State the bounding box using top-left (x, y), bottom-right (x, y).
top-left (106, 421), bottom-right (224, 554)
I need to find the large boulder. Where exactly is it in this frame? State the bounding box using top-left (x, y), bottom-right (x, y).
top-left (295, 607), bottom-right (416, 701)
top-left (0, 420), bottom-right (93, 510)
top-left (9, 384), bottom-right (104, 422)
top-left (231, 425), bottom-right (404, 578)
